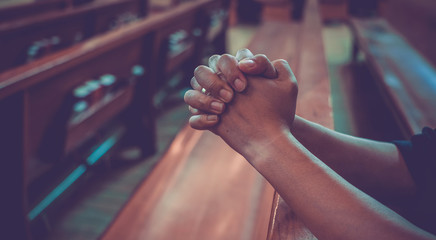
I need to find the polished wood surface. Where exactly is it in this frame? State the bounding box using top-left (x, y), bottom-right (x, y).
top-left (248, 0), bottom-right (332, 239)
top-left (102, 127), bottom-right (275, 240)
top-left (350, 18), bottom-right (436, 136)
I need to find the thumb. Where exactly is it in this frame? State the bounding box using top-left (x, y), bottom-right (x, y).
top-left (238, 54), bottom-right (277, 79)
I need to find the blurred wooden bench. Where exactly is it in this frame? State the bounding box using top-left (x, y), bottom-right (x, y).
top-left (0, 0), bottom-right (148, 73)
top-left (103, 0), bottom-right (330, 239)
top-left (350, 18), bottom-right (436, 137)
top-left (0, 18), bottom-right (154, 240)
top-left (150, 0), bottom-right (230, 109)
top-left (0, 0), bottom-right (227, 238)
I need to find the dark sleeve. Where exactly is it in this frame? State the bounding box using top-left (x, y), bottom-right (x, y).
top-left (392, 127), bottom-right (436, 193)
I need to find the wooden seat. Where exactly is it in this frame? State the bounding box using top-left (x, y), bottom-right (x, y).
top-left (350, 18), bottom-right (436, 137)
top-left (102, 126), bottom-right (274, 240)
top-left (103, 0), bottom-right (331, 239)
top-left (0, 1), bottom-right (228, 238)
top-left (248, 0), bottom-right (332, 239)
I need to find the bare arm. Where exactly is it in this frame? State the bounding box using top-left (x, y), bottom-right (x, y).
top-left (185, 50), bottom-right (416, 200)
top-left (190, 58), bottom-right (435, 240)
top-left (291, 116), bottom-right (416, 199)
top-left (247, 127), bottom-right (433, 240)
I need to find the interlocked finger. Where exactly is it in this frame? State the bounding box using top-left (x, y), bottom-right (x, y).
top-left (184, 89), bottom-right (225, 114)
top-left (194, 65), bottom-right (233, 103)
top-left (189, 114), bottom-right (219, 130)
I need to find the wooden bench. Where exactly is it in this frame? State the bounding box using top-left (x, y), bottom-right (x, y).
top-left (0, 0), bottom-right (226, 238)
top-left (0, 0), bottom-right (148, 73)
top-left (102, 0), bottom-right (330, 239)
top-left (350, 18), bottom-right (436, 137)
top-left (251, 0), bottom-right (332, 239)
top-left (0, 20), bottom-right (154, 240)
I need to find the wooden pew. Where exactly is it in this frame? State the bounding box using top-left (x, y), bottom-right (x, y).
top-left (247, 0), bottom-right (332, 239)
top-left (379, 0), bottom-right (436, 68)
top-left (270, 2), bottom-right (332, 239)
top-left (0, 1), bottom-right (227, 238)
top-left (101, 127), bottom-right (274, 240)
top-left (0, 23), bottom-right (155, 240)
top-left (0, 0), bottom-right (147, 73)
top-left (0, 0), bottom-right (231, 238)
top-left (103, 0), bottom-right (329, 239)
top-left (350, 18), bottom-right (436, 137)
top-left (101, 2), bottom-right (277, 240)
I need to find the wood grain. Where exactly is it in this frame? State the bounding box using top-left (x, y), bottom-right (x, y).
top-left (102, 127), bottom-right (275, 240)
top-left (259, 0), bottom-right (333, 239)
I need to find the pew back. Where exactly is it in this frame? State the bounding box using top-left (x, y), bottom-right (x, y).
top-left (0, 0), bottom-right (147, 73)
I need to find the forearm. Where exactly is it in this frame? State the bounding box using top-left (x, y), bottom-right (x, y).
top-left (290, 116), bottom-right (416, 199)
top-left (247, 132), bottom-right (434, 240)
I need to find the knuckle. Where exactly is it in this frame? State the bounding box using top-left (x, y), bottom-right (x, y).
top-left (255, 54), bottom-right (268, 62)
top-left (197, 94), bottom-right (210, 108)
top-left (218, 54), bottom-right (236, 65)
top-left (206, 80), bottom-right (220, 93)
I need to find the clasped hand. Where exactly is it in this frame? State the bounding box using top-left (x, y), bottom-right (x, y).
top-left (184, 49), bottom-right (298, 160)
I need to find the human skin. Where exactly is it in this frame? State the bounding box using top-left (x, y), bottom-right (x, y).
top-left (183, 50), bottom-right (436, 239)
top-left (185, 49), bottom-right (416, 200)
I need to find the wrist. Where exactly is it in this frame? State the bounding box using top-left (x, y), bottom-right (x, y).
top-left (242, 126), bottom-right (295, 167)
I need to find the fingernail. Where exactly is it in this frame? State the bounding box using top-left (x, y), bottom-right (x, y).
top-left (211, 101), bottom-right (224, 112)
top-left (240, 59), bottom-right (255, 68)
top-left (219, 89), bottom-right (233, 102)
top-left (234, 78), bottom-right (246, 92)
top-left (207, 115), bottom-right (218, 121)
